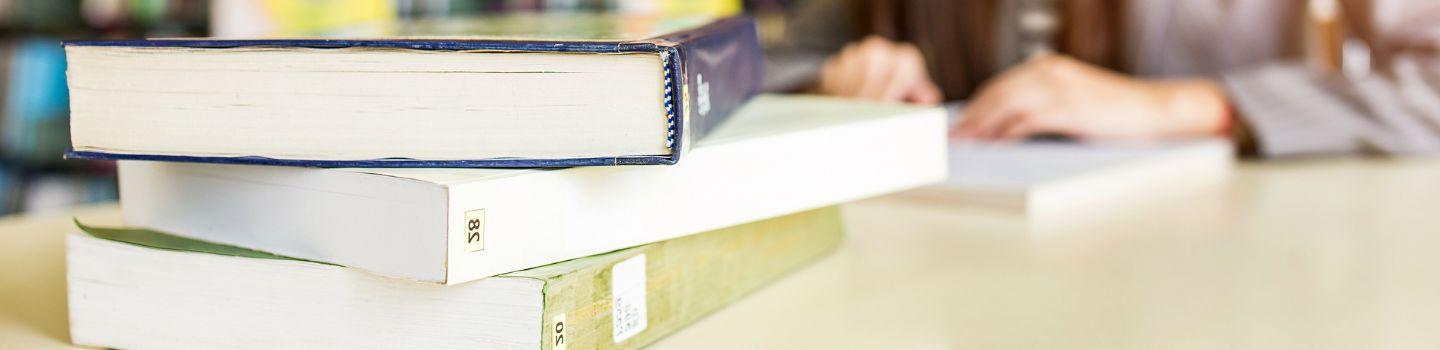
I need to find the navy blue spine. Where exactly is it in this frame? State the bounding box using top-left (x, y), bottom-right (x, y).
top-left (657, 16), bottom-right (763, 145)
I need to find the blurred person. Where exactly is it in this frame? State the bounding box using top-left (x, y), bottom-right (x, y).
top-left (763, 0), bottom-right (1440, 157)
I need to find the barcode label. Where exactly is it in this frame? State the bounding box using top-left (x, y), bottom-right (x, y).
top-left (463, 209), bottom-right (485, 252)
top-left (610, 254), bottom-right (647, 343)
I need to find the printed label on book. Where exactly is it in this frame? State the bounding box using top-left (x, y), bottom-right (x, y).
top-left (696, 73), bottom-right (711, 116)
top-left (611, 254), bottom-right (647, 343)
top-left (552, 313), bottom-right (567, 350)
top-left (464, 209), bottom-right (485, 252)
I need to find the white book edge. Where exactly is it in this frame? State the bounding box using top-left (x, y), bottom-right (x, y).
top-left (66, 232), bottom-right (546, 349)
top-left (903, 139), bottom-right (1234, 221)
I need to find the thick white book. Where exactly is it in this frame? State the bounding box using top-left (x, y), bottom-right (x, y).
top-left (909, 139), bottom-right (1234, 215)
top-left (117, 95), bottom-right (947, 284)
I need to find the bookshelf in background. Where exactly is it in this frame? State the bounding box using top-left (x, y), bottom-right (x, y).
top-left (0, 0), bottom-right (206, 215)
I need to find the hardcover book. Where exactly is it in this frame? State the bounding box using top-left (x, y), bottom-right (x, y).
top-left (69, 206), bottom-right (843, 349)
top-left (116, 95), bottom-right (947, 284)
top-left (64, 14), bottom-right (762, 167)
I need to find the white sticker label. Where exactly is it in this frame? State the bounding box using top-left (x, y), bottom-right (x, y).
top-left (464, 209), bottom-right (485, 252)
top-left (610, 254), bottom-right (647, 343)
top-left (552, 313), bottom-right (567, 350)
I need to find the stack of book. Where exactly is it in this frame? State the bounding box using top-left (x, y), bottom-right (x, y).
top-left (61, 15), bottom-right (946, 349)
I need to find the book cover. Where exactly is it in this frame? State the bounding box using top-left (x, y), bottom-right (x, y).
top-left (63, 15), bottom-right (762, 167)
top-left (69, 207), bottom-right (843, 349)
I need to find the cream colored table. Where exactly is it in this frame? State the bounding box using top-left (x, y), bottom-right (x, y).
top-left (4, 159), bottom-right (1440, 349)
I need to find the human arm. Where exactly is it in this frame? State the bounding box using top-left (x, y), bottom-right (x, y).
top-left (952, 1), bottom-right (1440, 157)
top-left (951, 54), bottom-right (1233, 141)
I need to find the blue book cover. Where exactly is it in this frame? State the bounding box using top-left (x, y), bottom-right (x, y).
top-left (64, 15), bottom-right (761, 168)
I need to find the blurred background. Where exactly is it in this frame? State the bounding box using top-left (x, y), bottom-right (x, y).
top-left (0, 0), bottom-right (793, 216)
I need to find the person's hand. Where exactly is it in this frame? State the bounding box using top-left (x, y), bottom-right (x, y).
top-left (952, 54), bottom-right (1231, 140)
top-left (817, 35), bottom-right (943, 105)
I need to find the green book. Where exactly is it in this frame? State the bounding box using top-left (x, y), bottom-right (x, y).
top-left (68, 207), bottom-right (843, 349)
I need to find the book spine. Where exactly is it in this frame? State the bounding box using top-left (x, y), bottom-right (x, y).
top-left (663, 16), bottom-right (763, 152)
top-left (536, 206), bottom-right (842, 350)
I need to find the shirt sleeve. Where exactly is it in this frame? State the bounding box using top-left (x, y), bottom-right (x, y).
top-left (1221, 0), bottom-right (1440, 158)
top-left (1222, 53), bottom-right (1440, 157)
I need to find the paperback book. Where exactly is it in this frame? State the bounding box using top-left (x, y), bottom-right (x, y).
top-left (69, 206), bottom-right (843, 349)
top-left (116, 95), bottom-right (948, 284)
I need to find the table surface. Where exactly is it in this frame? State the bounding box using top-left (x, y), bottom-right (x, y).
top-left (4, 159), bottom-right (1440, 349)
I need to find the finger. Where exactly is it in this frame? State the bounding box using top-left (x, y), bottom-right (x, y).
top-left (947, 120), bottom-right (967, 140)
top-left (979, 109), bottom-right (1025, 139)
top-left (954, 82), bottom-right (1013, 137)
top-left (907, 55), bottom-right (943, 104)
top-left (886, 44), bottom-right (933, 104)
top-left (907, 75), bottom-right (943, 105)
top-left (817, 45), bottom-right (843, 94)
top-left (1003, 110), bottom-right (1078, 140)
top-left (876, 53), bottom-right (916, 102)
top-left (959, 103), bottom-right (1019, 140)
top-left (854, 40), bottom-right (897, 100)
top-left (954, 91), bottom-right (992, 132)
top-left (835, 44), bottom-right (876, 97)
top-left (853, 36), bottom-right (901, 100)
top-left (973, 100), bottom-right (1030, 140)
top-left (996, 113), bottom-right (1034, 140)
top-left (818, 54), bottom-right (840, 94)
top-left (822, 44), bottom-right (860, 96)
top-left (960, 62), bottom-right (1060, 138)
top-left (955, 69), bottom-right (1019, 129)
